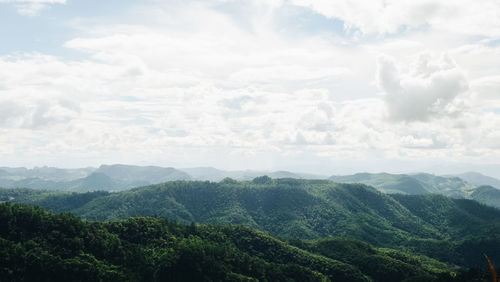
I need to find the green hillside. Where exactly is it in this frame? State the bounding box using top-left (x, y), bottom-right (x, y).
top-left (2, 179), bottom-right (499, 267)
top-left (0, 203), bottom-right (473, 282)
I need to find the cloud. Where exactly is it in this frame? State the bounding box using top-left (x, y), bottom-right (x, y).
top-left (471, 75), bottom-right (500, 100)
top-left (291, 0), bottom-right (500, 37)
top-left (1, 0), bottom-right (500, 170)
top-left (400, 135), bottom-right (434, 148)
top-left (219, 95), bottom-right (256, 111)
top-left (27, 99), bottom-right (80, 129)
top-left (0, 0), bottom-right (66, 16)
top-left (0, 99), bottom-right (80, 129)
top-left (0, 101), bottom-right (25, 127)
top-left (377, 53), bottom-right (469, 122)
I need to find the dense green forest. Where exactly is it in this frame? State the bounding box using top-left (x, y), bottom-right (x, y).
top-left (0, 203), bottom-right (492, 282)
top-left (2, 178), bottom-right (500, 268)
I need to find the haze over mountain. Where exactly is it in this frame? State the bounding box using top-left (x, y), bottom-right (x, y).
top-left (2, 164), bottom-right (500, 209)
top-left (0, 164), bottom-right (329, 191)
top-left (0, 165), bottom-right (191, 192)
top-left (454, 172), bottom-right (500, 189)
top-left (330, 172), bottom-right (500, 209)
top-left (0, 166), bottom-right (94, 182)
top-left (179, 167), bottom-right (327, 182)
top-left (330, 173), bottom-right (474, 196)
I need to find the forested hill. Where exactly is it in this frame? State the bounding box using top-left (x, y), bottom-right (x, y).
top-left (2, 178), bottom-right (500, 267)
top-left (0, 203), bottom-right (487, 282)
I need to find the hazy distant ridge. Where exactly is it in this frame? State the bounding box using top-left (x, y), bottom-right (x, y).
top-left (0, 165), bottom-right (499, 209)
top-left (0, 165), bottom-right (327, 191)
top-left (329, 172), bottom-right (500, 209)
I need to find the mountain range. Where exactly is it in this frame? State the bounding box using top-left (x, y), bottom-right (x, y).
top-left (2, 178), bottom-right (499, 268)
top-left (2, 170), bottom-right (499, 280)
top-left (329, 172), bottom-right (500, 209)
top-left (1, 164), bottom-right (499, 209)
top-left (0, 165), bottom-right (191, 192)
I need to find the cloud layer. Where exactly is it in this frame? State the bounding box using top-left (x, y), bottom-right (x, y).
top-left (0, 0), bottom-right (499, 172)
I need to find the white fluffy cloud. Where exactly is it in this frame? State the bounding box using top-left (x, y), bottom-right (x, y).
top-left (291, 0), bottom-right (500, 37)
top-left (0, 99), bottom-right (79, 129)
top-left (377, 53), bottom-right (469, 122)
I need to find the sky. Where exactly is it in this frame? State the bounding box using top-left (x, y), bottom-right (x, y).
top-left (1, 0), bottom-right (500, 176)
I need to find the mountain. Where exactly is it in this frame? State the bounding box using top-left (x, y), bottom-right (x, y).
top-left (0, 166), bottom-right (94, 181)
top-left (0, 165), bottom-right (191, 192)
top-left (267, 170), bottom-right (327, 179)
top-left (64, 172), bottom-right (123, 191)
top-left (0, 173), bottom-right (121, 192)
top-left (331, 172), bottom-right (500, 210)
top-left (95, 164), bottom-right (191, 183)
top-left (2, 166), bottom-right (499, 209)
top-left (328, 172), bottom-right (500, 210)
top-left (455, 172), bottom-right (500, 189)
top-left (410, 173), bottom-right (473, 197)
top-left (180, 167), bottom-right (327, 181)
top-left (329, 172), bottom-right (474, 197)
top-left (470, 185), bottom-right (500, 209)
top-left (3, 179), bottom-right (499, 267)
top-left (0, 169), bottom-right (10, 178)
top-left (179, 167), bottom-right (229, 181)
top-left (9, 177), bottom-right (63, 190)
top-left (0, 202), bottom-right (477, 282)
top-left (330, 173), bottom-right (430, 194)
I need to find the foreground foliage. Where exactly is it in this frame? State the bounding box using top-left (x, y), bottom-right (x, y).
top-left (1, 203), bottom-right (490, 282)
